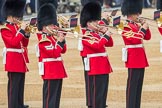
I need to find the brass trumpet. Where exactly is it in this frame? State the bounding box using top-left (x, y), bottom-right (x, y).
top-left (45, 25), bottom-right (99, 41)
top-left (137, 17), bottom-right (158, 27)
top-left (97, 21), bottom-right (143, 39)
top-left (116, 22), bottom-right (144, 39)
top-left (16, 19), bottom-right (37, 34)
top-left (57, 15), bottom-right (69, 28)
top-left (156, 15), bottom-right (162, 27)
top-left (24, 25), bottom-right (37, 34)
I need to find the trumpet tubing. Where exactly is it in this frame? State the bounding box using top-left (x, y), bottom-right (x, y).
top-left (47, 27), bottom-right (99, 41)
top-left (91, 21), bottom-right (144, 39)
top-left (139, 17), bottom-right (151, 21)
top-left (58, 15), bottom-right (69, 28)
top-left (25, 25), bottom-right (37, 34)
top-left (121, 18), bottom-right (157, 28)
top-left (14, 18), bottom-right (37, 34)
top-left (138, 18), bottom-right (158, 27)
top-left (156, 17), bottom-right (162, 27)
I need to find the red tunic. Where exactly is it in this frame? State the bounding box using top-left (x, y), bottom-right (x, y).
top-left (36, 33), bottom-right (67, 79)
top-left (0, 22), bottom-right (29, 72)
top-left (122, 21), bottom-right (151, 68)
top-left (158, 27), bottom-right (162, 35)
top-left (80, 28), bottom-right (113, 75)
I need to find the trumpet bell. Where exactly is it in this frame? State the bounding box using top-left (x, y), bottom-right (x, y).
top-left (118, 22), bottom-right (124, 30)
top-left (73, 31), bottom-right (79, 38)
top-left (74, 25), bottom-right (81, 34)
top-left (156, 16), bottom-right (162, 27)
top-left (118, 28), bottom-right (123, 35)
top-left (117, 22), bottom-right (124, 34)
top-left (25, 25), bottom-right (37, 34)
top-left (58, 15), bottom-right (69, 28)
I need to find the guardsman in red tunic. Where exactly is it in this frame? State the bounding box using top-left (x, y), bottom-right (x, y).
top-left (121, 0), bottom-right (151, 108)
top-left (79, 2), bottom-right (113, 108)
top-left (36, 3), bottom-right (67, 108)
top-left (0, 0), bottom-right (30, 108)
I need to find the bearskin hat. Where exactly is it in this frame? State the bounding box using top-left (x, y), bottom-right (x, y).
top-left (80, 1), bottom-right (101, 27)
top-left (39, 0), bottom-right (58, 9)
top-left (37, 3), bottom-right (57, 31)
top-left (121, 0), bottom-right (143, 16)
top-left (2, 0), bottom-right (26, 18)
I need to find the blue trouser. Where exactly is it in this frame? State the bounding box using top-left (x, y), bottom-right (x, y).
top-left (43, 79), bottom-right (63, 108)
top-left (7, 72), bottom-right (25, 108)
top-left (126, 68), bottom-right (145, 108)
top-left (82, 57), bottom-right (109, 108)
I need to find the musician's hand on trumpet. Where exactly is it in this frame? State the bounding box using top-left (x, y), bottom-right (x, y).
top-left (16, 20), bottom-right (32, 38)
top-left (45, 25), bottom-right (58, 35)
top-left (137, 18), bottom-right (149, 30)
top-left (20, 21), bottom-right (28, 30)
top-left (142, 22), bottom-right (149, 30)
top-left (105, 31), bottom-right (113, 36)
top-left (98, 25), bottom-right (109, 34)
top-left (137, 18), bottom-right (146, 25)
top-left (57, 32), bottom-right (66, 42)
top-left (24, 22), bottom-right (37, 34)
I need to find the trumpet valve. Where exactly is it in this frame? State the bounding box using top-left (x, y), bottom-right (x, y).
top-left (106, 16), bottom-right (111, 24)
top-left (157, 21), bottom-right (162, 27)
top-left (30, 27), bottom-right (37, 34)
top-left (156, 17), bottom-right (162, 27)
top-left (24, 25), bottom-right (30, 33)
top-left (117, 28), bottom-right (123, 35)
top-left (73, 31), bottom-right (79, 38)
top-left (24, 25), bottom-right (37, 34)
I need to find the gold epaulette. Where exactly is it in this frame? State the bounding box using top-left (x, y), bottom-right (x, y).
top-left (121, 22), bottom-right (134, 38)
top-left (0, 23), bottom-right (10, 30)
top-left (39, 34), bottom-right (51, 43)
top-left (123, 21), bottom-right (132, 29)
top-left (123, 30), bottom-right (135, 38)
top-left (84, 31), bottom-right (100, 44)
top-left (89, 39), bottom-right (97, 44)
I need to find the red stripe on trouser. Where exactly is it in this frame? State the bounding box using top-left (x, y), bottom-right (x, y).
top-left (127, 69), bottom-right (132, 108)
top-left (46, 81), bottom-right (50, 108)
top-left (88, 76), bottom-right (90, 106)
top-left (9, 74), bottom-right (12, 108)
top-left (93, 76), bottom-right (96, 108)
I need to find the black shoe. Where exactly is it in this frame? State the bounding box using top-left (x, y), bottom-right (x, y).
top-left (24, 105), bottom-right (29, 108)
